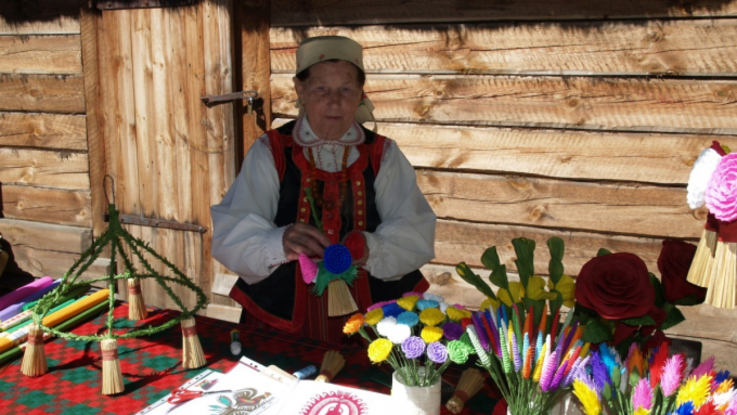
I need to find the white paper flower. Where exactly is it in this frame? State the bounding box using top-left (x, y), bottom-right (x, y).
top-left (687, 147), bottom-right (722, 209)
top-left (423, 293), bottom-right (444, 303)
top-left (386, 324), bottom-right (411, 344)
top-left (439, 302), bottom-right (449, 313)
top-left (376, 316), bottom-right (397, 337)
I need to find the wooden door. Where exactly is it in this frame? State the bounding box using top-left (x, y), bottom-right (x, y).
top-left (97, 2), bottom-right (235, 311)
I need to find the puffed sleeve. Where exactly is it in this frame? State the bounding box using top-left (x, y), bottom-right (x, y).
top-left (210, 137), bottom-right (289, 284)
top-left (362, 139), bottom-right (437, 280)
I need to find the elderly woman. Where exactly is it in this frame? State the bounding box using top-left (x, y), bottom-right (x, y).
top-left (211, 36), bottom-right (436, 344)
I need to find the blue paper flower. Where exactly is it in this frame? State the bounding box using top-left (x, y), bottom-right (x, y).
top-left (323, 244), bottom-right (352, 274)
top-left (397, 311), bottom-right (419, 327)
top-left (416, 299), bottom-right (439, 310)
top-left (382, 303), bottom-right (405, 318)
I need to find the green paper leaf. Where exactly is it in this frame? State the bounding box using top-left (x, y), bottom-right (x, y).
top-left (455, 262), bottom-right (497, 300)
top-left (603, 383), bottom-right (612, 401)
top-left (660, 307), bottom-right (686, 331)
top-left (582, 319), bottom-right (612, 344)
top-left (675, 294), bottom-right (705, 306)
top-left (481, 247), bottom-right (509, 290)
top-left (512, 238), bottom-right (536, 289)
top-left (611, 366), bottom-right (621, 389)
top-left (650, 273), bottom-right (666, 308)
top-left (597, 248), bottom-right (612, 256)
top-left (547, 237), bottom-right (565, 285)
top-left (621, 315), bottom-right (656, 326)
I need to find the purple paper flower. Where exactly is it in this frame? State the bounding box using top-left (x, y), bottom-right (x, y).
top-left (427, 342), bottom-right (448, 364)
top-left (367, 300), bottom-right (396, 312)
top-left (540, 351), bottom-right (558, 392)
top-left (442, 321), bottom-right (464, 340)
top-left (549, 360), bottom-right (568, 392)
top-left (511, 331), bottom-right (521, 372)
top-left (401, 336), bottom-right (425, 359)
top-left (691, 356), bottom-right (715, 378)
top-left (591, 351), bottom-right (612, 390)
top-left (471, 313), bottom-right (490, 351)
top-left (323, 244), bottom-right (352, 274)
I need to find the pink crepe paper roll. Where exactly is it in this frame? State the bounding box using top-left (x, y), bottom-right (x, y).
top-left (705, 153), bottom-right (737, 222)
top-left (0, 277), bottom-right (53, 313)
top-left (299, 253), bottom-right (318, 284)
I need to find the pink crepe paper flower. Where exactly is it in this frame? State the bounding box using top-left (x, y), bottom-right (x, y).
top-left (633, 378), bottom-right (653, 410)
top-left (705, 153), bottom-right (737, 221)
top-left (661, 354), bottom-right (685, 397)
top-left (299, 253), bottom-right (318, 284)
top-left (691, 356), bottom-right (715, 378)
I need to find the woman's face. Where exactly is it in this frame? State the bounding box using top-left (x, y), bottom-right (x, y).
top-left (294, 60), bottom-right (363, 141)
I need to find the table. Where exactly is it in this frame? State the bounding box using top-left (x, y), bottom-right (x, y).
top-left (0, 303), bottom-right (503, 415)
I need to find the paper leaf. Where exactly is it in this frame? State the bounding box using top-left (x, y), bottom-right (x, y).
top-left (582, 319), bottom-right (612, 344)
top-left (597, 248), bottom-right (612, 256)
top-left (512, 238), bottom-right (536, 288)
top-left (621, 315), bottom-right (656, 326)
top-left (547, 237), bottom-right (565, 285)
top-left (660, 307), bottom-right (686, 331)
top-left (456, 262), bottom-right (497, 300)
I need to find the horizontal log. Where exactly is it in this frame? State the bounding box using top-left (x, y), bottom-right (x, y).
top-left (0, 74), bottom-right (86, 113)
top-left (1, 184), bottom-right (92, 227)
top-left (273, 119), bottom-right (737, 184)
top-left (272, 74), bottom-right (737, 134)
top-left (8, 245), bottom-right (109, 282)
top-left (0, 35), bottom-right (82, 75)
top-left (271, 20), bottom-right (737, 76)
top-left (422, 263), bottom-right (489, 309)
top-left (419, 171), bottom-right (702, 239)
top-left (0, 112), bottom-right (87, 150)
top-left (271, 0), bottom-right (737, 26)
top-left (0, 1), bottom-right (80, 35)
top-left (0, 147), bottom-right (90, 190)
top-left (669, 304), bottom-right (737, 343)
top-left (433, 219), bottom-right (672, 278)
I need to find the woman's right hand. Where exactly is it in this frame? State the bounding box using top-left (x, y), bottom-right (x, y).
top-left (282, 223), bottom-right (331, 261)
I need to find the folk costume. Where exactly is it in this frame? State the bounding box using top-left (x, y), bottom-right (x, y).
top-left (211, 116), bottom-right (436, 344)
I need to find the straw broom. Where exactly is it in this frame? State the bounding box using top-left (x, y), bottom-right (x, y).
top-left (20, 323), bottom-right (47, 377)
top-left (687, 213), bottom-right (718, 288)
top-left (127, 277), bottom-right (148, 320)
top-left (706, 227), bottom-right (737, 309)
top-left (328, 280), bottom-right (358, 317)
top-left (181, 317), bottom-right (206, 369)
top-left (445, 368), bottom-right (484, 414)
top-left (101, 338), bottom-right (124, 395)
top-left (315, 350), bottom-right (345, 382)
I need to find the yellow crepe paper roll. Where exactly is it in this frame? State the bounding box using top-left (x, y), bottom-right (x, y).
top-left (0, 289), bottom-right (109, 354)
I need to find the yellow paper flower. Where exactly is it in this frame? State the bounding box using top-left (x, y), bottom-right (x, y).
top-left (548, 274), bottom-right (576, 308)
top-left (397, 295), bottom-right (419, 311)
top-left (676, 375), bottom-right (713, 409)
top-left (419, 308), bottom-right (445, 326)
top-left (573, 379), bottom-right (602, 415)
top-left (716, 378), bottom-right (734, 393)
top-left (526, 276), bottom-right (557, 302)
top-left (633, 408), bottom-right (650, 415)
top-left (421, 326), bottom-right (444, 343)
top-left (446, 306), bottom-right (471, 321)
top-left (480, 296), bottom-right (500, 311)
top-left (498, 282), bottom-right (525, 306)
top-left (364, 308), bottom-right (384, 326)
top-left (368, 338), bottom-right (393, 363)
top-left (343, 313), bottom-right (364, 334)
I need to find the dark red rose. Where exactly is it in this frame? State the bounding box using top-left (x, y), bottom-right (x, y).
top-left (657, 239), bottom-right (706, 304)
top-left (575, 253), bottom-right (655, 320)
top-left (612, 321), bottom-right (638, 346)
top-left (643, 330), bottom-right (672, 354)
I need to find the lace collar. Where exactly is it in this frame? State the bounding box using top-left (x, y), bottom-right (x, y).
top-left (293, 116), bottom-right (365, 148)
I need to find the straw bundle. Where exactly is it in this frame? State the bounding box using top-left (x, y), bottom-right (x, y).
top-left (127, 278), bottom-right (147, 320)
top-left (687, 215), bottom-right (718, 288)
top-left (706, 239), bottom-right (737, 309)
top-left (20, 323), bottom-right (47, 377)
top-left (316, 350), bottom-right (345, 382)
top-left (446, 368), bottom-right (484, 414)
top-left (181, 317), bottom-right (206, 369)
top-left (327, 279), bottom-right (357, 317)
top-left (101, 338), bottom-right (124, 395)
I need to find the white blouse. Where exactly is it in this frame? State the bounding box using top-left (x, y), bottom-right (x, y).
top-left (210, 117), bottom-right (436, 284)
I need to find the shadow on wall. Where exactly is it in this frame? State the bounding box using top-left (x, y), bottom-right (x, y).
top-left (0, 182), bottom-right (35, 296)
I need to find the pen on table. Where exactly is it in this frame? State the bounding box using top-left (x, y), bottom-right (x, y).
top-left (230, 329), bottom-right (242, 356)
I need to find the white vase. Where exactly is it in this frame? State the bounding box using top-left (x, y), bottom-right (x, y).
top-left (391, 368), bottom-right (441, 415)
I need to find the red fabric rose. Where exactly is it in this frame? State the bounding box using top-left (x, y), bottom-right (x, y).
top-left (612, 321), bottom-right (639, 346)
top-left (643, 330), bottom-right (672, 354)
top-left (657, 239), bottom-right (706, 304)
top-left (575, 253), bottom-right (655, 320)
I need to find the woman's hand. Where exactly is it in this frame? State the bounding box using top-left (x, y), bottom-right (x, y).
top-left (283, 223), bottom-right (330, 261)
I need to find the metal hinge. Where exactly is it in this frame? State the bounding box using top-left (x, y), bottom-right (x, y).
top-left (105, 213), bottom-right (207, 233)
top-left (93, 0), bottom-right (196, 10)
top-left (201, 90), bottom-right (259, 113)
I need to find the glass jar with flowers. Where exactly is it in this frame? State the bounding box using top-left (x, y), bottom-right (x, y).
top-left (343, 292), bottom-right (476, 415)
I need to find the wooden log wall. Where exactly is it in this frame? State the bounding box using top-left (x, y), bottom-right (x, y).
top-left (0, 1), bottom-right (107, 281)
top-left (267, 0), bottom-right (737, 367)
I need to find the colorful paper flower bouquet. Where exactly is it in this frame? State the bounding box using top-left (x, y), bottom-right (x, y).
top-left (572, 341), bottom-right (737, 415)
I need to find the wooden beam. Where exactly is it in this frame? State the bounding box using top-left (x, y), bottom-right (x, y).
top-left (0, 74), bottom-right (86, 114)
top-left (433, 218), bottom-right (671, 277)
top-left (271, 20), bottom-right (737, 77)
top-left (234, 0), bottom-right (271, 160)
top-left (0, 0), bottom-right (80, 35)
top-left (270, 0), bottom-right (737, 26)
top-left (1, 184), bottom-right (92, 227)
top-left (419, 171), bottom-right (702, 239)
top-left (0, 147), bottom-right (89, 190)
top-left (274, 119), bottom-right (737, 185)
top-left (272, 74), bottom-right (737, 135)
top-left (0, 112), bottom-right (87, 150)
top-left (0, 35), bottom-right (82, 75)
top-left (80, 4), bottom-right (108, 238)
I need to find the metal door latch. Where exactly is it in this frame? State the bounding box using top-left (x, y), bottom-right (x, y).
top-left (201, 90), bottom-right (258, 111)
